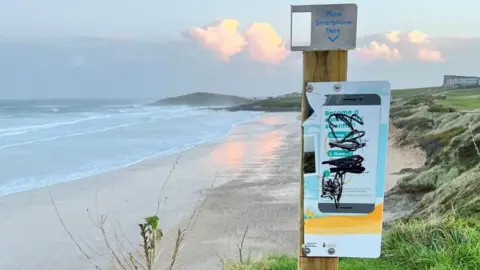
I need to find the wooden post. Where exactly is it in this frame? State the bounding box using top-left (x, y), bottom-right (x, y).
top-left (298, 50), bottom-right (348, 270)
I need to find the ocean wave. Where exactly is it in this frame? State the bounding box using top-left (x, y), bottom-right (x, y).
top-left (0, 139), bottom-right (204, 197)
top-left (0, 107), bottom-right (261, 197)
top-left (0, 121), bottom-right (146, 149)
top-left (0, 106), bottom-right (209, 138)
top-left (101, 103), bottom-right (145, 108)
top-left (0, 114), bottom-right (112, 137)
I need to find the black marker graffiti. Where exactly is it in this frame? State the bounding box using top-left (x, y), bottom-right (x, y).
top-left (321, 113), bottom-right (366, 209)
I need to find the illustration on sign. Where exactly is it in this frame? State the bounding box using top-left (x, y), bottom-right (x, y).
top-left (290, 4), bottom-right (358, 51)
top-left (302, 81), bottom-right (391, 258)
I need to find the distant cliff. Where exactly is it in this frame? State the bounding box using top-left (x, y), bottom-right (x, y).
top-left (152, 92), bottom-right (253, 107)
top-left (226, 93), bottom-right (301, 112)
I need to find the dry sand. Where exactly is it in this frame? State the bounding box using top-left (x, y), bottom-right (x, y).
top-left (383, 122), bottom-right (426, 223)
top-left (0, 113), bottom-right (425, 270)
top-left (384, 122), bottom-right (426, 191)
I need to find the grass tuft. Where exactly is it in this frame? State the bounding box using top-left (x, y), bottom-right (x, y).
top-left (223, 254), bottom-right (297, 270)
top-left (224, 217), bottom-right (480, 270)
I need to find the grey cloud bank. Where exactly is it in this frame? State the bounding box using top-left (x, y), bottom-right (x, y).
top-left (0, 34), bottom-right (479, 99)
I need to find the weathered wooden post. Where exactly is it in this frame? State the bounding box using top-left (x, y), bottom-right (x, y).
top-left (290, 4), bottom-right (358, 269)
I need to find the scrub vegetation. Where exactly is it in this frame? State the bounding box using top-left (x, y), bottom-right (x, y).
top-left (388, 93), bottom-right (480, 218)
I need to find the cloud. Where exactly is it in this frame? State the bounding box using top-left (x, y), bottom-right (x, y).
top-left (418, 48), bottom-right (445, 63)
top-left (385, 30), bottom-right (401, 43)
top-left (189, 19), bottom-right (289, 64)
top-left (189, 19), bottom-right (247, 61)
top-left (189, 21), bottom-right (450, 65)
top-left (243, 23), bottom-right (289, 64)
top-left (355, 41), bottom-right (401, 61)
top-left (1, 32), bottom-right (479, 99)
top-left (408, 30), bottom-right (430, 44)
top-left (359, 30), bottom-right (447, 63)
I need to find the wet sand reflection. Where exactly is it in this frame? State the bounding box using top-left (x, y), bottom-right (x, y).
top-left (209, 128), bottom-right (283, 168)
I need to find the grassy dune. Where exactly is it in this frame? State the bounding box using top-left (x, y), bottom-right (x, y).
top-left (389, 94), bottom-right (480, 218)
top-left (225, 87), bottom-right (480, 270)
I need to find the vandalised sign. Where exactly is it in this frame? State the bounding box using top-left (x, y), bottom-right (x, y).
top-left (302, 81), bottom-right (391, 258)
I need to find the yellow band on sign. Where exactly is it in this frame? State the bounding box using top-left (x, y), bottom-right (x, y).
top-left (304, 203), bottom-right (383, 235)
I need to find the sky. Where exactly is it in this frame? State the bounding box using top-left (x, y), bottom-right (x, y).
top-left (0, 1), bottom-right (479, 99)
top-left (0, 0), bottom-right (478, 39)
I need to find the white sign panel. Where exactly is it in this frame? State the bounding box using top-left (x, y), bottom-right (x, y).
top-left (290, 4), bottom-right (358, 51)
top-left (302, 81), bottom-right (391, 258)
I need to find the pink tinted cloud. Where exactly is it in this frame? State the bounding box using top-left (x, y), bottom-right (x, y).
top-left (408, 30), bottom-right (430, 44)
top-left (190, 21), bottom-right (448, 65)
top-left (243, 23), bottom-right (289, 64)
top-left (418, 48), bottom-right (445, 63)
top-left (359, 30), bottom-right (447, 63)
top-left (189, 19), bottom-right (289, 64)
top-left (385, 30), bottom-right (401, 43)
top-left (189, 19), bottom-right (247, 61)
top-left (356, 41), bottom-right (401, 61)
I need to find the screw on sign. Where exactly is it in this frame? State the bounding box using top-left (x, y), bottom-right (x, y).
top-left (333, 84), bottom-right (342, 92)
top-left (306, 84), bottom-right (314, 92)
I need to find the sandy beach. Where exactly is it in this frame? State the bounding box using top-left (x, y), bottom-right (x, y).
top-left (0, 113), bottom-right (424, 270)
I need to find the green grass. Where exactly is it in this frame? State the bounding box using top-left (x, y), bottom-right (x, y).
top-left (394, 86), bottom-right (480, 111)
top-left (223, 255), bottom-right (297, 270)
top-left (252, 96), bottom-right (301, 108)
top-left (225, 86), bottom-right (480, 112)
top-left (441, 94), bottom-right (480, 110)
top-left (223, 85), bottom-right (480, 112)
top-left (224, 217), bottom-right (480, 270)
top-left (428, 104), bottom-right (457, 113)
top-left (377, 216), bottom-right (480, 269)
top-left (390, 86), bottom-right (480, 111)
top-left (418, 127), bottom-right (466, 159)
top-left (446, 87), bottom-right (480, 96)
top-left (226, 94), bottom-right (301, 112)
top-left (391, 87), bottom-right (437, 97)
top-left (393, 117), bottom-right (435, 133)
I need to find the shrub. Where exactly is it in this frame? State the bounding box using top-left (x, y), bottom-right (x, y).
top-left (418, 127), bottom-right (466, 159)
top-left (428, 104), bottom-right (457, 113)
top-left (393, 117), bottom-right (434, 130)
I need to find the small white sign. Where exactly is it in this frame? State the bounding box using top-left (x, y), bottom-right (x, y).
top-left (290, 4), bottom-right (358, 51)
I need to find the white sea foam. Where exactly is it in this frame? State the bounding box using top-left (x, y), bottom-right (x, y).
top-left (0, 102), bottom-right (263, 196)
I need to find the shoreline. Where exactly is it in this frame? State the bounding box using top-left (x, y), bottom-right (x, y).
top-left (0, 111), bottom-right (265, 198)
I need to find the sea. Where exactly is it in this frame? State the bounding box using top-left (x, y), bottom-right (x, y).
top-left (0, 99), bottom-right (262, 197)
